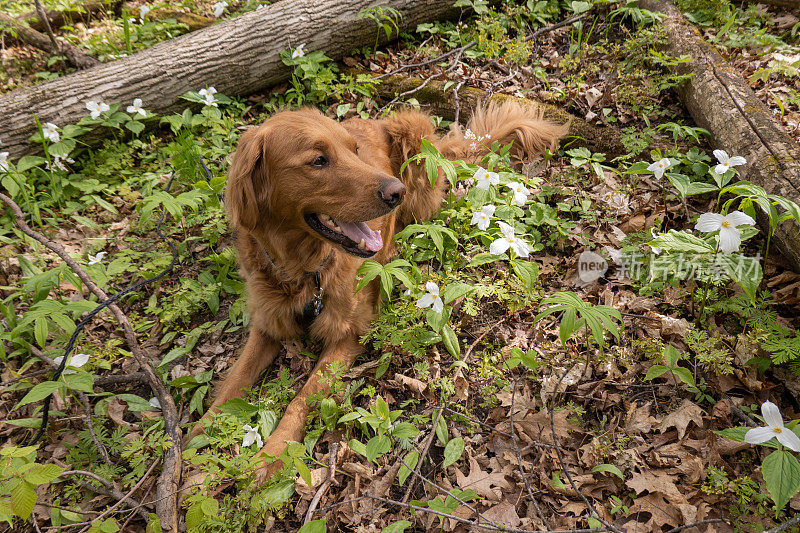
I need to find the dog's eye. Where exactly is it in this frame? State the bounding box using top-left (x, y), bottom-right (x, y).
top-left (311, 155), bottom-right (329, 167)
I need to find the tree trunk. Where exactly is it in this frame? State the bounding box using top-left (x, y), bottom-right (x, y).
top-left (19, 1), bottom-right (123, 33)
top-left (0, 0), bottom-right (461, 159)
top-left (375, 74), bottom-right (627, 157)
top-left (640, 0), bottom-right (800, 272)
top-left (0, 12), bottom-right (100, 69)
top-left (736, 0), bottom-right (800, 9)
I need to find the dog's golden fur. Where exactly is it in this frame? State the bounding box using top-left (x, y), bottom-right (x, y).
top-left (195, 102), bottom-right (567, 481)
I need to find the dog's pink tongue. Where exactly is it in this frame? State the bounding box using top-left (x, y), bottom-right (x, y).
top-left (335, 220), bottom-right (383, 252)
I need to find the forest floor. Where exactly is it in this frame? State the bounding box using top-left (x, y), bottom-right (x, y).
top-left (3, 1), bottom-right (800, 532)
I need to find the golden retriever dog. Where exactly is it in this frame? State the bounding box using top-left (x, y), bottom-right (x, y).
top-left (193, 101), bottom-right (566, 482)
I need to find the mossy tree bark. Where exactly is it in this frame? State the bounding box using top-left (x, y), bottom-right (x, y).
top-left (0, 0), bottom-right (461, 158)
top-left (640, 0), bottom-right (800, 272)
top-left (375, 74), bottom-right (627, 157)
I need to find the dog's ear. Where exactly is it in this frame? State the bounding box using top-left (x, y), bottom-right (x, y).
top-left (226, 126), bottom-right (270, 231)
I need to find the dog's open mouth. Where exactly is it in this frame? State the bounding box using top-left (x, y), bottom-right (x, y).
top-left (304, 213), bottom-right (383, 258)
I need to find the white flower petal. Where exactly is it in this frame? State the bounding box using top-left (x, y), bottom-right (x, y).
top-left (490, 238), bottom-right (510, 255)
top-left (777, 428), bottom-right (800, 452)
top-left (728, 156), bottom-right (747, 166)
top-left (477, 217), bottom-right (490, 230)
top-left (725, 211), bottom-right (755, 227)
top-left (718, 226), bottom-right (742, 253)
top-left (694, 212), bottom-right (725, 232)
top-left (425, 281), bottom-right (439, 295)
top-left (714, 163), bottom-right (729, 175)
top-left (70, 353), bottom-right (90, 367)
top-left (416, 294), bottom-right (434, 308)
top-left (512, 239), bottom-right (529, 258)
top-left (497, 221), bottom-right (514, 238)
top-left (242, 432), bottom-right (255, 447)
top-left (762, 401), bottom-right (785, 429)
top-left (149, 397), bottom-right (161, 409)
top-left (744, 426), bottom-right (777, 445)
top-left (432, 296), bottom-right (444, 314)
top-left (481, 205), bottom-right (496, 217)
top-left (713, 149), bottom-right (729, 163)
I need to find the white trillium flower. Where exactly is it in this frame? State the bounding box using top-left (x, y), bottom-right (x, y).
top-left (212, 1), bottom-right (228, 17)
top-left (203, 94), bottom-right (219, 107)
top-left (490, 221), bottom-right (529, 258)
top-left (712, 149), bottom-right (747, 175)
top-left (53, 352), bottom-right (90, 375)
top-left (647, 157), bottom-right (671, 180)
top-left (242, 424), bottom-right (263, 447)
top-left (45, 155), bottom-right (73, 172)
top-left (506, 182), bottom-right (530, 207)
top-left (86, 100), bottom-right (110, 119)
top-left (139, 5), bottom-right (150, 21)
top-left (694, 210), bottom-right (756, 254)
top-left (291, 43), bottom-right (306, 59)
top-left (41, 123), bottom-right (60, 143)
top-left (87, 251), bottom-right (107, 265)
top-left (149, 397), bottom-right (161, 410)
top-left (127, 98), bottom-right (146, 117)
top-left (0, 152), bottom-right (9, 172)
top-left (416, 281), bottom-right (443, 313)
top-left (474, 167), bottom-right (499, 190)
top-left (649, 228), bottom-right (662, 255)
top-left (744, 401), bottom-right (800, 452)
top-left (470, 204), bottom-right (496, 230)
top-left (198, 87), bottom-right (217, 99)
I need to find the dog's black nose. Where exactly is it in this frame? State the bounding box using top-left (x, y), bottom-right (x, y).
top-left (378, 178), bottom-right (406, 208)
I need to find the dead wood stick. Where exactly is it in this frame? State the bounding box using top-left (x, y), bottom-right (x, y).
top-left (18, 1), bottom-right (124, 33)
top-left (59, 470), bottom-right (151, 520)
top-left (0, 12), bottom-right (99, 69)
top-left (304, 442), bottom-right (339, 523)
top-left (34, 0), bottom-right (60, 54)
top-left (401, 407), bottom-right (442, 503)
top-left (374, 74), bottom-right (626, 157)
top-left (78, 459), bottom-right (160, 533)
top-left (639, 0), bottom-right (800, 272)
top-left (0, 192), bottom-right (182, 532)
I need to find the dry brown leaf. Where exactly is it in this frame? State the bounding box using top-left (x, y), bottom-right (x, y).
top-left (626, 470), bottom-right (687, 504)
top-left (627, 493), bottom-right (681, 531)
top-left (455, 454), bottom-right (511, 501)
top-left (479, 501), bottom-right (521, 528)
top-left (625, 401), bottom-right (658, 434)
top-left (656, 399), bottom-right (704, 440)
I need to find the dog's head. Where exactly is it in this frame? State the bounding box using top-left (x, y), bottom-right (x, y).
top-left (226, 109), bottom-right (405, 258)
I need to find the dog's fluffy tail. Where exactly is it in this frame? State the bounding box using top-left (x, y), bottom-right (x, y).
top-left (384, 101), bottom-right (568, 227)
top-left (440, 100), bottom-right (568, 160)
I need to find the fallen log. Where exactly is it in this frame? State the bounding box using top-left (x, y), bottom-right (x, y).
top-left (375, 74), bottom-right (626, 157)
top-left (0, 12), bottom-right (100, 69)
top-left (0, 0), bottom-right (460, 159)
top-left (19, 0), bottom-right (123, 33)
top-left (640, 0), bottom-right (800, 272)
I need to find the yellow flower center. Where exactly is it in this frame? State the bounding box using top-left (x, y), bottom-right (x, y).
top-left (658, 163), bottom-right (663, 168)
top-left (721, 220), bottom-right (731, 228)
top-left (508, 236), bottom-right (515, 243)
top-left (775, 427), bottom-right (783, 433)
